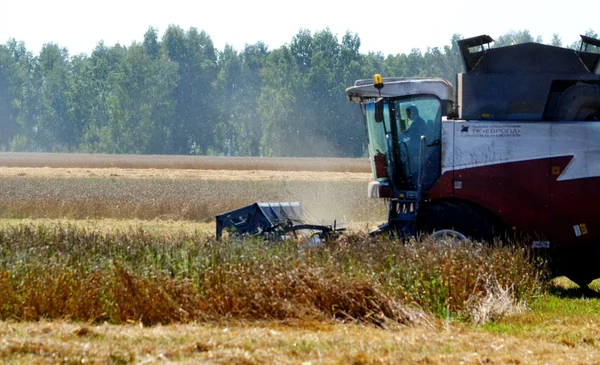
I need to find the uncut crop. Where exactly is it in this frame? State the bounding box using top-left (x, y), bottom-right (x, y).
top-left (0, 176), bottom-right (385, 222)
top-left (0, 224), bottom-right (547, 325)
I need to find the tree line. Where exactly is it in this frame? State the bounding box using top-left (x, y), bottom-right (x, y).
top-left (0, 28), bottom-right (596, 157)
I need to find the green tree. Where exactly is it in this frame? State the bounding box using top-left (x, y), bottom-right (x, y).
top-left (550, 33), bottom-right (562, 47)
top-left (493, 30), bottom-right (535, 47)
top-left (5, 39), bottom-right (39, 151)
top-left (63, 55), bottom-right (95, 151)
top-left (143, 27), bottom-right (160, 60)
top-left (104, 43), bottom-right (178, 154)
top-left (216, 42), bottom-right (268, 156)
top-left (0, 42), bottom-right (25, 150)
top-left (290, 29), bottom-right (313, 74)
top-left (78, 42), bottom-right (127, 151)
top-left (162, 26), bottom-right (218, 154)
top-left (259, 46), bottom-right (298, 156)
top-left (361, 51), bottom-right (387, 79)
top-left (568, 29), bottom-right (600, 51)
top-left (214, 44), bottom-right (242, 154)
top-left (35, 43), bottom-right (73, 151)
top-left (261, 28), bottom-right (366, 157)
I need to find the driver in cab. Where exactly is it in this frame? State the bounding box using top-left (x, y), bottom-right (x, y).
top-left (401, 104), bottom-right (428, 181)
top-left (404, 104), bottom-right (426, 142)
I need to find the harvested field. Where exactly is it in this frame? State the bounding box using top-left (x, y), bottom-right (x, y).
top-left (3, 319), bottom-right (600, 365)
top-left (0, 152), bottom-right (371, 172)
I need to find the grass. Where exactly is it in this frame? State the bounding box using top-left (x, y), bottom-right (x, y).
top-left (1, 162), bottom-right (598, 363)
top-left (0, 218), bottom-right (215, 235)
top-left (482, 278), bottom-right (600, 346)
top-left (0, 224), bottom-right (545, 326)
top-left (3, 298), bottom-right (600, 364)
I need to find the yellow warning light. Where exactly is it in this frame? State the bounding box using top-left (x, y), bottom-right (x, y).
top-left (373, 74), bottom-right (384, 90)
top-left (580, 224), bottom-right (588, 235)
top-left (399, 193), bottom-right (405, 198)
top-left (551, 166), bottom-right (560, 175)
top-left (481, 113), bottom-right (491, 118)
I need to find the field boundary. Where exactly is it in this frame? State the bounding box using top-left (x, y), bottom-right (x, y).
top-left (0, 152), bottom-right (371, 172)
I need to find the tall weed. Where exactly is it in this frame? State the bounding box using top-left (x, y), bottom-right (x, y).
top-left (0, 225), bottom-right (547, 325)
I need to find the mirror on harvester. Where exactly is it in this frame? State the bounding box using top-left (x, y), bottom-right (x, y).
top-left (374, 98), bottom-right (385, 123)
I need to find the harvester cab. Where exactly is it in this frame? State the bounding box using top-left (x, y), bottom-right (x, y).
top-left (347, 77), bottom-right (454, 237)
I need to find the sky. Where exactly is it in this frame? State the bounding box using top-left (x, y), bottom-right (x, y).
top-left (2, 0), bottom-right (599, 56)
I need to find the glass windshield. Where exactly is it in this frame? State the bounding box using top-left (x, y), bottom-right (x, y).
top-left (394, 97), bottom-right (442, 188)
top-left (364, 96), bottom-right (442, 189)
top-left (364, 102), bottom-right (391, 182)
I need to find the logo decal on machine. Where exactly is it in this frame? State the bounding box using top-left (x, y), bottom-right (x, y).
top-left (459, 124), bottom-right (522, 138)
top-left (444, 122), bottom-right (600, 182)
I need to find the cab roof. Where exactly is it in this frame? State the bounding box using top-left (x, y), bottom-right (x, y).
top-left (346, 77), bottom-right (454, 103)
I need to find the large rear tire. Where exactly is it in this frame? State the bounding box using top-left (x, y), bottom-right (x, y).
top-left (417, 201), bottom-right (505, 243)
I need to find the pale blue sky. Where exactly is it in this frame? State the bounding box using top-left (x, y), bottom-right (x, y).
top-left (2, 0), bottom-right (598, 56)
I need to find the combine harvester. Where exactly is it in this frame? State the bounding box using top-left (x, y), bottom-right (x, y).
top-left (346, 34), bottom-right (600, 288)
top-left (218, 34), bottom-right (600, 288)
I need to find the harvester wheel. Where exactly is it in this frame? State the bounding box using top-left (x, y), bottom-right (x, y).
top-left (417, 201), bottom-right (504, 243)
top-left (429, 229), bottom-right (467, 240)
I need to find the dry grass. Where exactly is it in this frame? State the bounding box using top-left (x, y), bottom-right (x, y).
top-left (338, 234), bottom-right (547, 320)
top-left (0, 217), bottom-right (216, 235)
top-left (467, 282), bottom-right (528, 325)
top-left (1, 277), bottom-right (599, 364)
top-left (0, 152), bottom-right (371, 172)
top-left (0, 224), bottom-right (545, 327)
top-left (2, 318), bottom-right (599, 364)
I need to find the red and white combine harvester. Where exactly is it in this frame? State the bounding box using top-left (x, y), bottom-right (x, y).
top-left (346, 34), bottom-right (600, 288)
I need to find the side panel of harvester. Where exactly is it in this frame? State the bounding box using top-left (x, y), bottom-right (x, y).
top-left (431, 120), bottom-right (600, 247)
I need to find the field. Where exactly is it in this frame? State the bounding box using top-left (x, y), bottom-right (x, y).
top-left (0, 156), bottom-right (383, 226)
top-left (0, 152), bottom-right (371, 172)
top-left (1, 152), bottom-right (600, 364)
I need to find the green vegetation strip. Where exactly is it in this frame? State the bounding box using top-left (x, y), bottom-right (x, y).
top-left (0, 224), bottom-right (545, 325)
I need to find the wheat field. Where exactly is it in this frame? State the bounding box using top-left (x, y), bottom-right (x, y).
top-left (1, 153), bottom-right (597, 364)
top-left (0, 153), bottom-right (383, 226)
